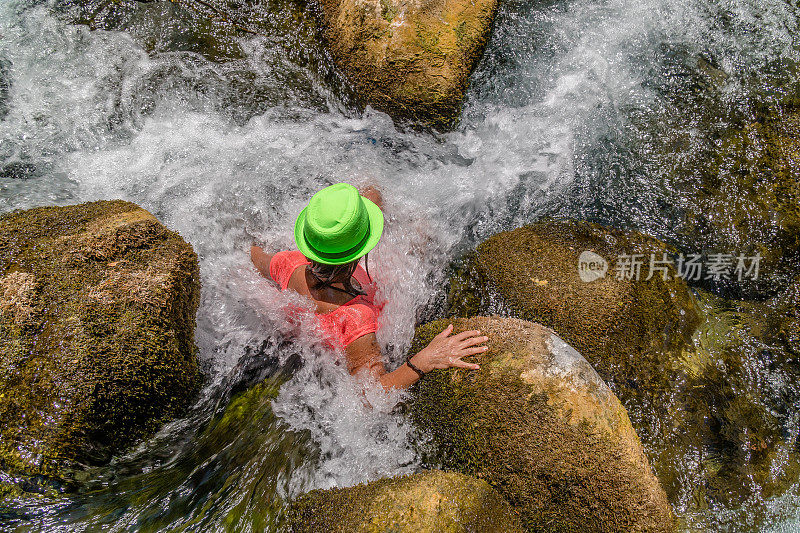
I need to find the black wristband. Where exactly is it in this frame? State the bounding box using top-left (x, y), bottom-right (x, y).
top-left (406, 358), bottom-right (426, 378)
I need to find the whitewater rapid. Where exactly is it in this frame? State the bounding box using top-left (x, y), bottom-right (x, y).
top-left (2, 0), bottom-right (800, 529)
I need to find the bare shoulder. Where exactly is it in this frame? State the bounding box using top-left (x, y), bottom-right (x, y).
top-left (345, 332), bottom-right (382, 374)
top-left (359, 185), bottom-right (383, 211)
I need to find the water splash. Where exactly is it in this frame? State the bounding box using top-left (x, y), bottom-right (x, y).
top-left (1, 0), bottom-right (800, 529)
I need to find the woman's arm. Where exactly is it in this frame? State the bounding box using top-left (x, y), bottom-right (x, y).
top-left (346, 325), bottom-right (488, 391)
top-left (251, 245), bottom-right (274, 280)
top-left (359, 185), bottom-right (383, 211)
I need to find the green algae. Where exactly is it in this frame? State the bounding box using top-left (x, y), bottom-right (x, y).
top-left (199, 377), bottom-right (283, 455)
top-left (175, 375), bottom-right (306, 532)
top-left (379, 0), bottom-right (398, 23)
top-left (0, 200), bottom-right (202, 480)
top-left (409, 317), bottom-right (675, 533)
top-left (42, 367), bottom-right (313, 533)
top-left (288, 469), bottom-right (524, 533)
top-left (658, 289), bottom-right (800, 510)
top-left (449, 220), bottom-right (701, 395)
top-left (666, 101), bottom-right (800, 296)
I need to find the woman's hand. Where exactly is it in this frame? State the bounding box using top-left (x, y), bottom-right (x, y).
top-left (410, 325), bottom-right (487, 373)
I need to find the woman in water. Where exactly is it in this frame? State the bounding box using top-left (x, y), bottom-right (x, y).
top-left (250, 183), bottom-right (487, 390)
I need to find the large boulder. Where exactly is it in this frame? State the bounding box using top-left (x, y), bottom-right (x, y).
top-left (449, 220), bottom-right (701, 394)
top-left (446, 222), bottom-right (800, 519)
top-left (409, 317), bottom-right (674, 532)
top-left (0, 200), bottom-right (202, 478)
top-left (318, 0), bottom-right (499, 129)
top-left (288, 469), bottom-right (523, 533)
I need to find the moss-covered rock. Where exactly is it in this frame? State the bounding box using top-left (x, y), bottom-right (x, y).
top-left (0, 200), bottom-right (202, 479)
top-left (771, 276), bottom-right (800, 356)
top-left (653, 288), bottom-right (800, 518)
top-left (319, 0), bottom-right (499, 129)
top-left (288, 469), bottom-right (523, 533)
top-left (449, 220), bottom-right (701, 395)
top-left (187, 372), bottom-right (312, 532)
top-left (409, 317), bottom-right (674, 532)
top-left (667, 101), bottom-right (800, 296)
top-left (446, 222), bottom-right (800, 520)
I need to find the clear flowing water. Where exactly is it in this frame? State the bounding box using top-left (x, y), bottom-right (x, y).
top-left (1, 0), bottom-right (799, 530)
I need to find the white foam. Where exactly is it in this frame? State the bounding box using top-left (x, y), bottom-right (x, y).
top-left (1, 0), bottom-right (799, 527)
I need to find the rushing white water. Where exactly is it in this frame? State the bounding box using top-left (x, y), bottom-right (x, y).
top-left (2, 0), bottom-right (800, 529)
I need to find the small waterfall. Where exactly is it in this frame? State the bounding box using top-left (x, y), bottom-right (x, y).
top-left (1, 0), bottom-right (799, 529)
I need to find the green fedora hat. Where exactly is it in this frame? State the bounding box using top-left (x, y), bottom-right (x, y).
top-left (294, 183), bottom-right (384, 265)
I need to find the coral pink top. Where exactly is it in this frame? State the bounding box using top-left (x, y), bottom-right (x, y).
top-left (269, 251), bottom-right (383, 349)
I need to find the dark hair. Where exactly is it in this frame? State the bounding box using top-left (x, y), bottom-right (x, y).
top-left (308, 254), bottom-right (371, 298)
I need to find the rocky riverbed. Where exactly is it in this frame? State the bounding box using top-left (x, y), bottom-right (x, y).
top-left (2, 0), bottom-right (800, 530)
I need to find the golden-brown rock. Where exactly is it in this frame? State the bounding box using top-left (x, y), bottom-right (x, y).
top-left (410, 316), bottom-right (675, 532)
top-left (449, 220), bottom-right (701, 394)
top-left (288, 469), bottom-right (523, 533)
top-left (0, 200), bottom-right (202, 478)
top-left (319, 0), bottom-right (499, 129)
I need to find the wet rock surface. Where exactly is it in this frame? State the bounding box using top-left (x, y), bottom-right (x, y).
top-left (660, 289), bottom-right (800, 511)
top-left (448, 220), bottom-right (701, 395)
top-left (318, 0), bottom-right (499, 129)
top-left (0, 200), bottom-right (202, 478)
top-left (771, 277), bottom-right (800, 356)
top-left (288, 469), bottom-right (523, 533)
top-left (59, 0), bottom-right (337, 124)
top-left (409, 316), bottom-right (674, 532)
top-left (667, 101), bottom-right (800, 297)
top-left (448, 223), bottom-right (800, 520)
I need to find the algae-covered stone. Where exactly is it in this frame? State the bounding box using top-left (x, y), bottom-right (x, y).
top-left (449, 220), bottom-right (701, 394)
top-left (771, 277), bottom-right (800, 355)
top-left (410, 317), bottom-right (674, 532)
top-left (319, 0), bottom-right (499, 129)
top-left (288, 469), bottom-right (523, 533)
top-left (648, 288), bottom-right (800, 518)
top-left (668, 102), bottom-right (800, 295)
top-left (186, 371), bottom-right (312, 532)
top-left (0, 200), bottom-right (202, 478)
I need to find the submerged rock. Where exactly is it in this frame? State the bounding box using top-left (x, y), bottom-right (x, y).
top-left (319, 0), bottom-right (499, 129)
top-left (409, 317), bottom-right (674, 532)
top-left (0, 57), bottom-right (10, 121)
top-left (288, 469), bottom-right (523, 533)
top-left (0, 200), bottom-right (202, 479)
top-left (449, 220), bottom-right (701, 394)
top-left (195, 371), bottom-right (313, 531)
top-left (659, 289), bottom-right (800, 514)
top-left (668, 101), bottom-right (800, 296)
top-left (771, 277), bottom-right (800, 356)
top-left (63, 0), bottom-right (334, 122)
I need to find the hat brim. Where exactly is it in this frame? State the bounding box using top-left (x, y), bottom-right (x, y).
top-left (294, 198), bottom-right (384, 265)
